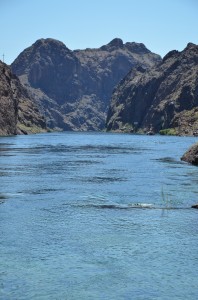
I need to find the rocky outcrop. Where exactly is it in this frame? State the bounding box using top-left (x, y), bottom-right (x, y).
top-left (106, 43), bottom-right (198, 135)
top-left (0, 61), bottom-right (18, 135)
top-left (181, 143), bottom-right (198, 165)
top-left (182, 142), bottom-right (198, 208)
top-left (11, 38), bottom-right (161, 131)
top-left (0, 60), bottom-right (47, 136)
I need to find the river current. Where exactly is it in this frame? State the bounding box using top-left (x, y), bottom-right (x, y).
top-left (0, 132), bottom-right (198, 299)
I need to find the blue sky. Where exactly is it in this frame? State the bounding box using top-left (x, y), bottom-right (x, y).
top-left (1, 0), bottom-right (198, 64)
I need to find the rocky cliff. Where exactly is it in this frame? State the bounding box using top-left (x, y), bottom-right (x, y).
top-left (0, 61), bottom-right (18, 135)
top-left (0, 61), bottom-right (47, 136)
top-left (106, 43), bottom-right (198, 135)
top-left (11, 38), bottom-right (161, 131)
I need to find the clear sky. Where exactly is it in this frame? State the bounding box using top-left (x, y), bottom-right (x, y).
top-left (1, 0), bottom-right (198, 64)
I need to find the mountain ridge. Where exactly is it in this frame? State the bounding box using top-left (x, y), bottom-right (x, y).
top-left (11, 37), bottom-right (161, 131)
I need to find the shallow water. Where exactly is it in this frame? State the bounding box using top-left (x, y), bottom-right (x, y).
top-left (0, 132), bottom-right (198, 299)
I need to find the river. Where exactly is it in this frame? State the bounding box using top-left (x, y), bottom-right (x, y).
top-left (0, 132), bottom-right (198, 299)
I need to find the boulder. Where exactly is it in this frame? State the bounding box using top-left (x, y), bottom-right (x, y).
top-left (181, 143), bottom-right (198, 165)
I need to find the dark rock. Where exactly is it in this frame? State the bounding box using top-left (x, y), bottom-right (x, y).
top-left (181, 143), bottom-right (198, 165)
top-left (11, 38), bottom-right (161, 131)
top-left (106, 43), bottom-right (198, 135)
top-left (191, 204), bottom-right (198, 209)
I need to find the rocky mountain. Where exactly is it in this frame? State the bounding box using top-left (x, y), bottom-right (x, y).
top-left (11, 38), bottom-right (161, 131)
top-left (106, 43), bottom-right (198, 136)
top-left (0, 61), bottom-right (47, 136)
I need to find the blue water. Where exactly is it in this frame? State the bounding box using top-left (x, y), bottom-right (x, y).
top-left (0, 132), bottom-right (198, 299)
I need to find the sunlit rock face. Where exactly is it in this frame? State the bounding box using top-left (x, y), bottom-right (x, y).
top-left (107, 43), bottom-right (198, 136)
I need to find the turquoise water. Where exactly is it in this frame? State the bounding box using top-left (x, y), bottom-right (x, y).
top-left (0, 132), bottom-right (198, 299)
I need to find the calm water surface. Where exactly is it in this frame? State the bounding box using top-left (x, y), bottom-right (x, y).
top-left (0, 132), bottom-right (198, 299)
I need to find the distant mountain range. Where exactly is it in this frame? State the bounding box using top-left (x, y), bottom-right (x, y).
top-left (11, 38), bottom-right (161, 131)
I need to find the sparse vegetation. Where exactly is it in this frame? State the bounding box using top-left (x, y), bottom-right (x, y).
top-left (159, 128), bottom-right (177, 136)
top-left (17, 123), bottom-right (47, 134)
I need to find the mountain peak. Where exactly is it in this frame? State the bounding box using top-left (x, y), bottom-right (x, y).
top-left (108, 38), bottom-right (124, 47)
top-left (100, 38), bottom-right (124, 51)
top-left (32, 38), bottom-right (70, 51)
top-left (186, 42), bottom-right (197, 49)
top-left (183, 42), bottom-right (198, 54)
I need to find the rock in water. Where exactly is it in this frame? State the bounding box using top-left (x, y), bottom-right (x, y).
top-left (11, 38), bottom-right (161, 131)
top-left (191, 204), bottom-right (198, 209)
top-left (106, 43), bottom-right (198, 135)
top-left (181, 143), bottom-right (198, 165)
